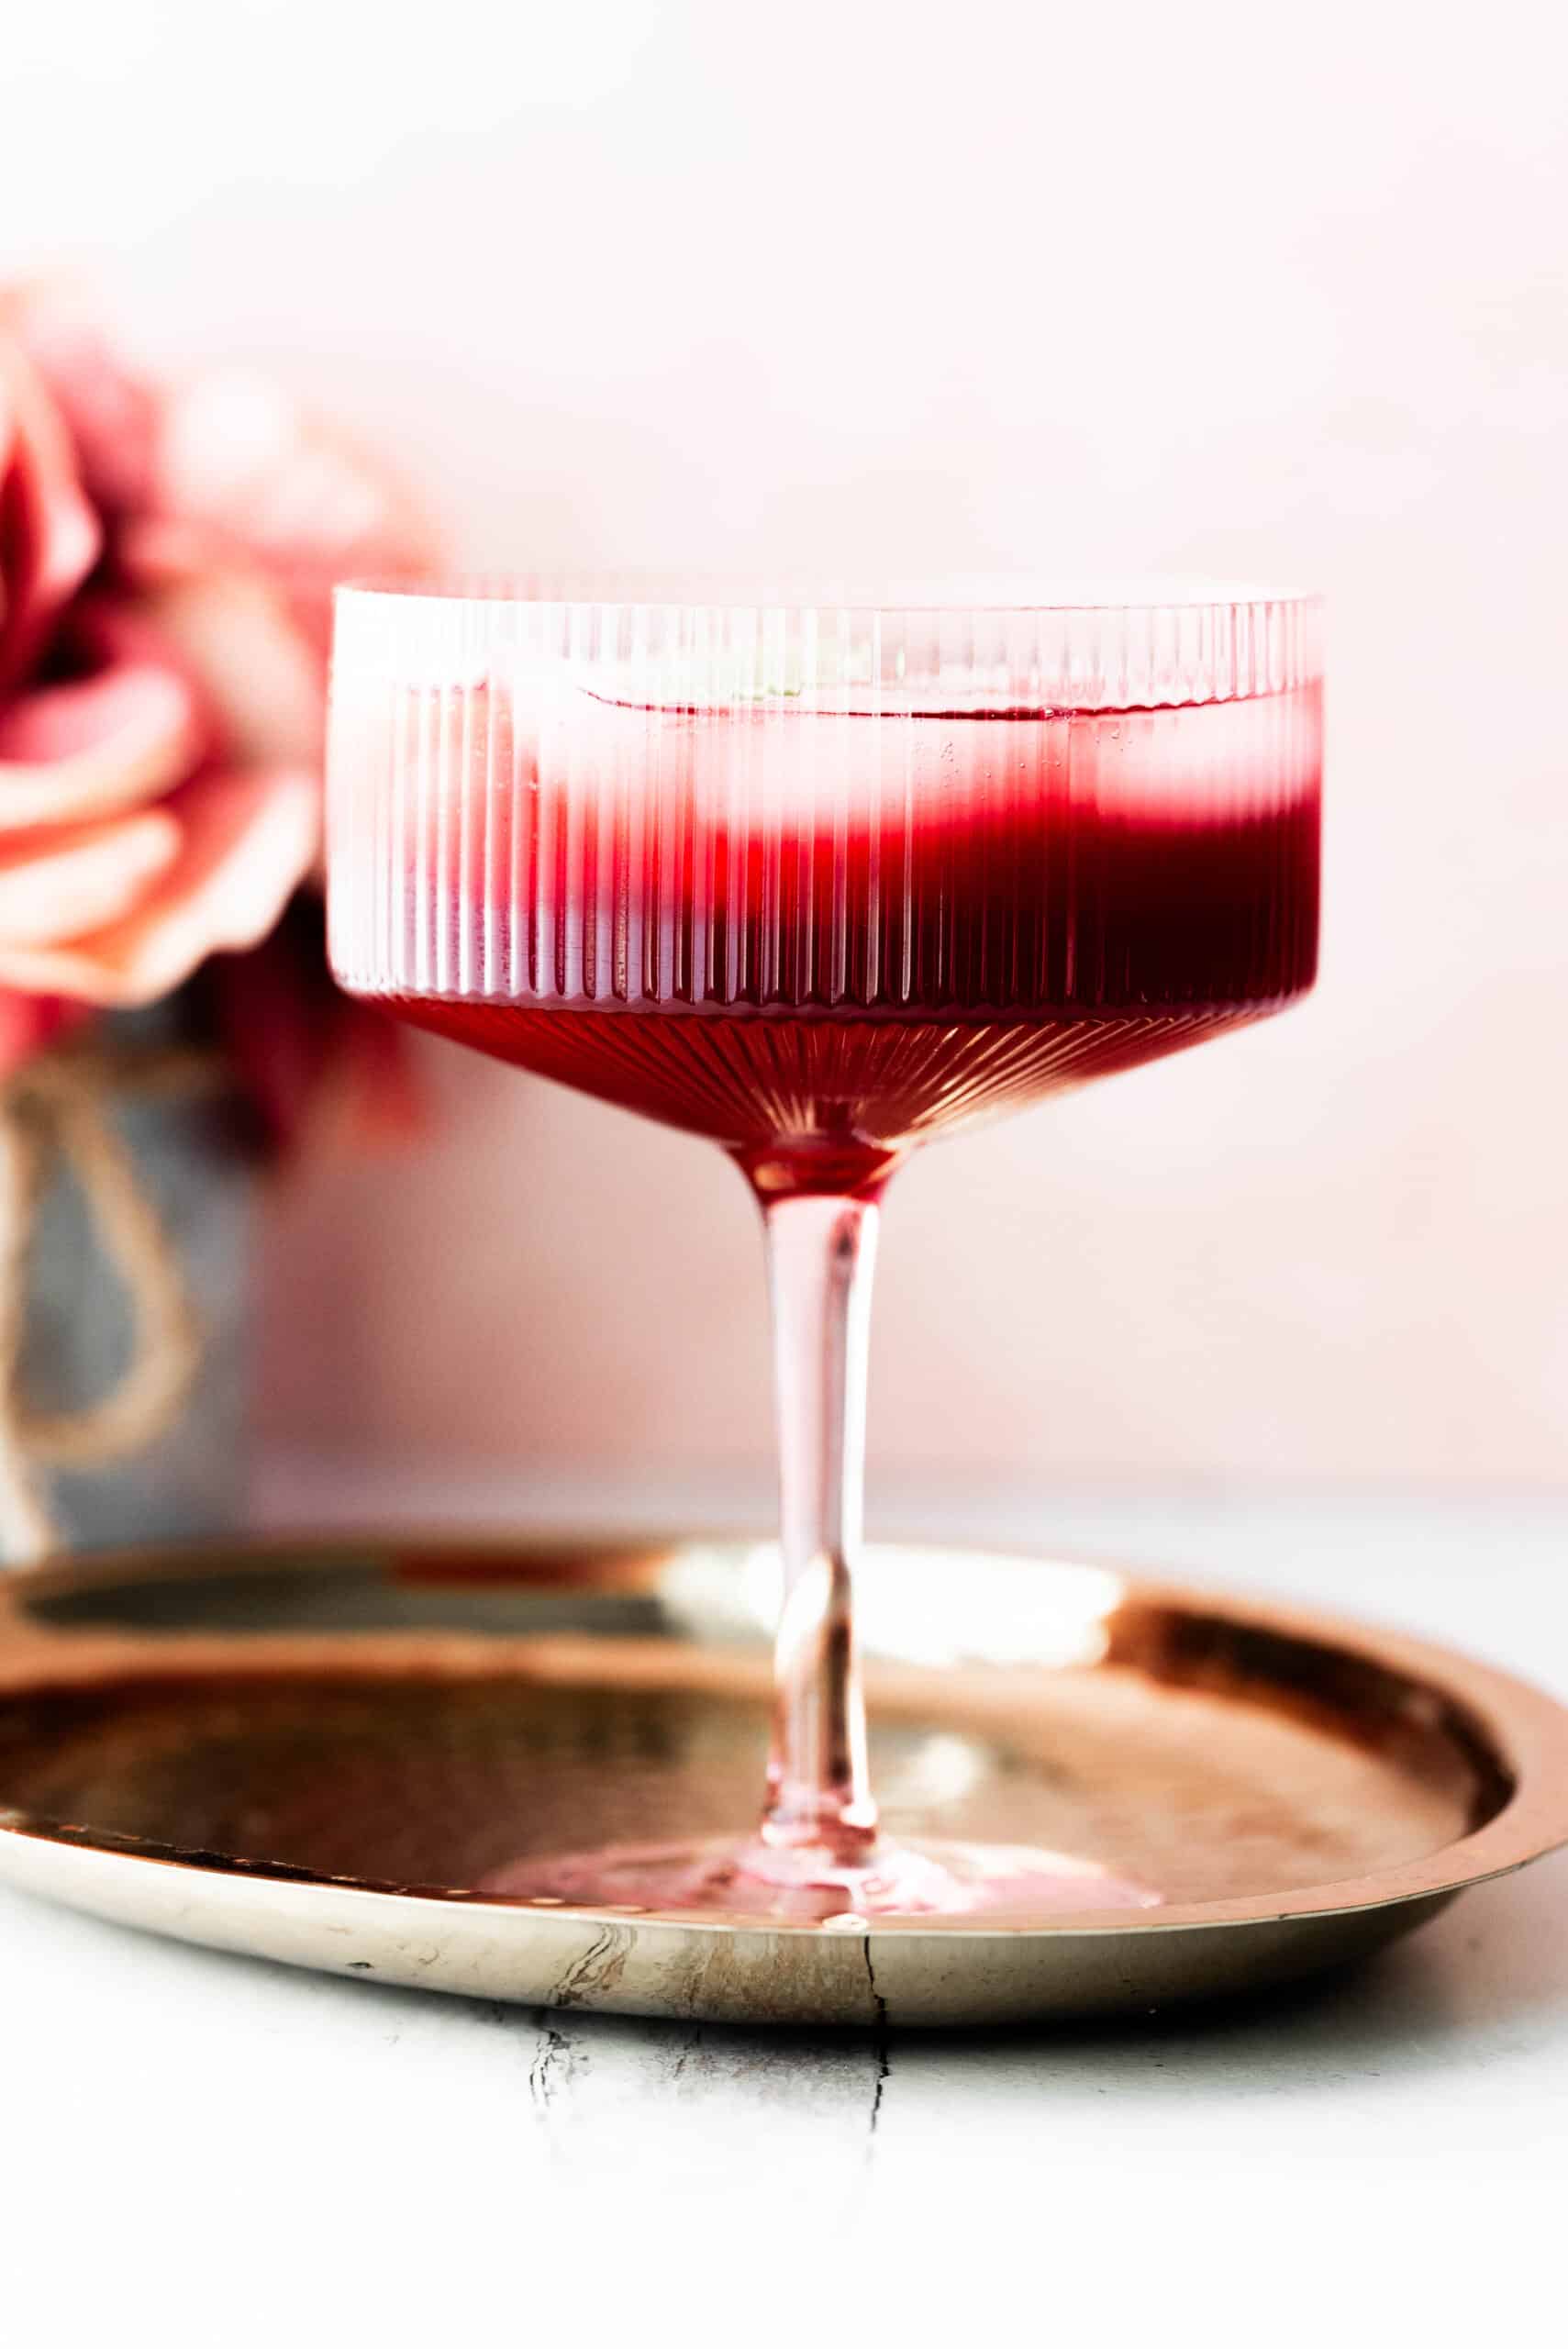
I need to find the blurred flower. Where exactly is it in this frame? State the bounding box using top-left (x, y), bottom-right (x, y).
top-left (0, 286), bottom-right (436, 1146)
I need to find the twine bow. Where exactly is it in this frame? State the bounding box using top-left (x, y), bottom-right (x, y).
top-left (0, 1039), bottom-right (217, 1565)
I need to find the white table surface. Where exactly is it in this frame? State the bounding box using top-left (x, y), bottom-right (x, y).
top-left (4, 1485), bottom-right (1567, 2343)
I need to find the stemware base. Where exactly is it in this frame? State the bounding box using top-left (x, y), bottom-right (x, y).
top-left (478, 1832), bottom-right (1159, 1922)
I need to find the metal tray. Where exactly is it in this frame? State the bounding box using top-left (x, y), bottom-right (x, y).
top-left (1, 1533), bottom-right (1563, 2028)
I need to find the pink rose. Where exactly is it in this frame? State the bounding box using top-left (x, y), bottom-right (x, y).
top-left (0, 291), bottom-right (435, 1138)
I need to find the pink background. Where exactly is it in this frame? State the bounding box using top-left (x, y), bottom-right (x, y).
top-left (6, 1), bottom-right (1567, 1499)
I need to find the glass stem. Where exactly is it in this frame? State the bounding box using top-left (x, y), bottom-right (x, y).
top-left (757, 1188), bottom-right (882, 1862)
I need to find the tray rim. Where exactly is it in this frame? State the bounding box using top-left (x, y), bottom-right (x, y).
top-left (2, 1528), bottom-right (1566, 1943)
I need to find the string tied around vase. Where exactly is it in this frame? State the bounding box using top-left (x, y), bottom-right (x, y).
top-left (0, 1036), bottom-right (218, 1565)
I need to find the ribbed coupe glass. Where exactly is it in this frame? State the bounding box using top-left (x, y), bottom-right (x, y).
top-left (328, 578), bottom-right (1322, 1921)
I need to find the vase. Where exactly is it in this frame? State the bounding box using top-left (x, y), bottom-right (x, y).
top-left (11, 1008), bottom-right (254, 1557)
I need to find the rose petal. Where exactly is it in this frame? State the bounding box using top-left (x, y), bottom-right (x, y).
top-left (9, 292), bottom-right (162, 518)
top-left (0, 986), bottom-right (79, 1079)
top-left (0, 764), bottom-right (318, 1006)
top-left (0, 600), bottom-right (207, 831)
top-left (0, 337), bottom-right (101, 694)
top-left (139, 566), bottom-right (325, 772)
top-left (0, 807), bottom-right (183, 945)
top-left (0, 657), bottom-right (205, 832)
top-left (157, 372), bottom-right (428, 560)
top-left (117, 514), bottom-right (227, 584)
top-left (150, 370), bottom-right (437, 647)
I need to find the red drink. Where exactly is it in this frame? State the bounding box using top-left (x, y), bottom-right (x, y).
top-left (338, 681), bottom-right (1320, 1194)
top-left (328, 584), bottom-right (1323, 1923)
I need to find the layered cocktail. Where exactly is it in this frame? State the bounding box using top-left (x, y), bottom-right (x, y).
top-left (328, 583), bottom-right (1322, 1920)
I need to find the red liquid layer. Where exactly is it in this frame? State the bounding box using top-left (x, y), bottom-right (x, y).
top-left (338, 688), bottom-right (1320, 1186)
top-left (394, 999), bottom-right (1264, 1193)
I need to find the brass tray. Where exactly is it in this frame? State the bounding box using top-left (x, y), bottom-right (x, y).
top-left (0, 1533), bottom-right (1563, 2028)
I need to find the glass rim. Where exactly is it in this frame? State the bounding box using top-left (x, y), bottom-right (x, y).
top-left (335, 572), bottom-right (1322, 622)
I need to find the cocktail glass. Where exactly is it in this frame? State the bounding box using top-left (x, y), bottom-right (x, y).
top-left (328, 579), bottom-right (1321, 1921)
